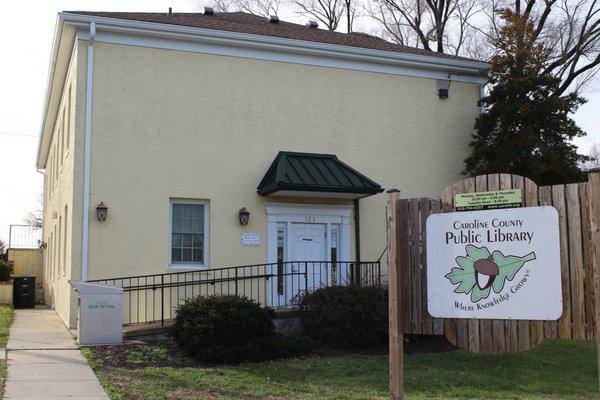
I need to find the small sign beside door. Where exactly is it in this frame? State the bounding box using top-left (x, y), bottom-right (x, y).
top-left (241, 232), bottom-right (261, 247)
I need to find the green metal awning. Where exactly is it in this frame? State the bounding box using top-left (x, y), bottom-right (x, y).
top-left (257, 151), bottom-right (384, 199)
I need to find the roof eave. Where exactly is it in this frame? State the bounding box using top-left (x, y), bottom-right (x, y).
top-left (60, 12), bottom-right (490, 78)
top-left (36, 15), bottom-right (65, 169)
top-left (258, 183), bottom-right (384, 197)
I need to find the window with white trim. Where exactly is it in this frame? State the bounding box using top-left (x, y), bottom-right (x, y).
top-left (170, 200), bottom-right (209, 266)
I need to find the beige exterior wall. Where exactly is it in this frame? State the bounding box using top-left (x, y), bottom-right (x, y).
top-left (41, 41), bottom-right (86, 328)
top-left (43, 38), bottom-right (481, 327)
top-left (10, 249), bottom-right (43, 287)
top-left (84, 41), bottom-right (480, 282)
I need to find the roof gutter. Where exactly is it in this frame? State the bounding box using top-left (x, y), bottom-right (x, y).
top-left (36, 15), bottom-right (65, 169)
top-left (58, 12), bottom-right (489, 77)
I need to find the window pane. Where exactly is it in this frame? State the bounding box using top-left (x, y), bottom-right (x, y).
top-left (182, 234), bottom-right (193, 247)
top-left (193, 218), bottom-right (203, 233)
top-left (171, 248), bottom-right (181, 262)
top-left (182, 248), bottom-right (192, 262)
top-left (182, 218), bottom-right (193, 233)
top-left (194, 204), bottom-right (204, 219)
top-left (183, 204), bottom-right (194, 218)
top-left (192, 234), bottom-right (203, 247)
top-left (172, 218), bottom-right (182, 232)
top-left (172, 234), bottom-right (181, 247)
top-left (193, 249), bottom-right (203, 263)
top-left (173, 204), bottom-right (183, 218)
top-left (277, 226), bottom-right (285, 295)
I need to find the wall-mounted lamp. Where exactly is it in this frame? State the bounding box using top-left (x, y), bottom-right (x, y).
top-left (238, 207), bottom-right (250, 226)
top-left (436, 79), bottom-right (450, 99)
top-left (96, 202), bottom-right (108, 221)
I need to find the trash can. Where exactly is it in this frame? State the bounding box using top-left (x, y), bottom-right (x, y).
top-left (69, 281), bottom-right (123, 345)
top-left (13, 275), bottom-right (36, 309)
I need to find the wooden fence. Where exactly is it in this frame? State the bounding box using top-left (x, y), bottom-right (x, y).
top-left (389, 173), bottom-right (596, 354)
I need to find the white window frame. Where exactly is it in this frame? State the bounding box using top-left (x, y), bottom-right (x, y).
top-left (169, 199), bottom-right (210, 269)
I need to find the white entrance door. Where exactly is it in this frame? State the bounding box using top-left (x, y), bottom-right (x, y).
top-left (286, 223), bottom-right (327, 304)
top-left (266, 204), bottom-right (352, 307)
top-left (291, 223), bottom-right (326, 262)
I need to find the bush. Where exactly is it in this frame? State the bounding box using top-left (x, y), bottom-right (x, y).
top-left (298, 285), bottom-right (388, 349)
top-left (0, 262), bottom-right (10, 281)
top-left (172, 294), bottom-right (311, 364)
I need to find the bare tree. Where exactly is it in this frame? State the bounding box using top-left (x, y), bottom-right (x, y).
top-left (366, 0), bottom-right (482, 55)
top-left (582, 143), bottom-right (600, 170)
top-left (205, 0), bottom-right (239, 12)
top-left (195, 0), bottom-right (283, 16)
top-left (367, 0), bottom-right (600, 95)
top-left (292, 0), bottom-right (346, 30)
top-left (239, 0), bottom-right (283, 16)
top-left (472, 0), bottom-right (600, 95)
top-left (23, 194), bottom-right (43, 229)
top-left (529, 0), bottom-right (600, 96)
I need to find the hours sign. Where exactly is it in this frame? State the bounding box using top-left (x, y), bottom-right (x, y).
top-left (426, 206), bottom-right (562, 321)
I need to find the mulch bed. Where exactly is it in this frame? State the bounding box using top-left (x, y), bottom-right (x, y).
top-left (89, 334), bottom-right (456, 369)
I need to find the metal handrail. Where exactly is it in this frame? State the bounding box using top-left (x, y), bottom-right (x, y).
top-left (88, 260), bottom-right (382, 326)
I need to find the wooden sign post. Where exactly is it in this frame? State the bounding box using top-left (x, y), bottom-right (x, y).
top-left (387, 189), bottom-right (404, 400)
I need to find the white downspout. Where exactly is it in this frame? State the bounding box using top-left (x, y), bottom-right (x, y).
top-left (36, 168), bottom-right (46, 286)
top-left (81, 21), bottom-right (95, 281)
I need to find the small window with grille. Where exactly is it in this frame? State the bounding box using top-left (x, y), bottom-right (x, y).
top-left (170, 200), bottom-right (209, 267)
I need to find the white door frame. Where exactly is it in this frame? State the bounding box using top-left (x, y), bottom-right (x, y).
top-left (265, 203), bottom-right (352, 307)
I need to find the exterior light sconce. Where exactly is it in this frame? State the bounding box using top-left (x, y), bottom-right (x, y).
top-left (96, 202), bottom-right (108, 221)
top-left (436, 79), bottom-right (450, 99)
top-left (238, 207), bottom-right (250, 226)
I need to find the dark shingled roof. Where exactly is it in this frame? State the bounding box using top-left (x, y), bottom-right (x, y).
top-left (257, 151), bottom-right (384, 196)
top-left (66, 11), bottom-right (478, 62)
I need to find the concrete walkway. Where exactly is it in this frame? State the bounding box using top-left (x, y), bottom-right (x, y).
top-left (4, 307), bottom-right (109, 400)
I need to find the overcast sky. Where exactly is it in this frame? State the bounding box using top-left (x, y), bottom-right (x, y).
top-left (1, 0), bottom-right (599, 244)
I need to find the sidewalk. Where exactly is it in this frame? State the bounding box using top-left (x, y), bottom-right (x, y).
top-left (4, 307), bottom-right (109, 400)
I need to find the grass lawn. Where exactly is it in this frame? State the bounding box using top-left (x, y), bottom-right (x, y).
top-left (84, 339), bottom-right (598, 400)
top-left (0, 305), bottom-right (13, 347)
top-left (0, 304), bottom-right (13, 399)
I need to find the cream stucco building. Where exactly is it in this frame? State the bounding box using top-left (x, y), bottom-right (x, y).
top-left (37, 10), bottom-right (488, 328)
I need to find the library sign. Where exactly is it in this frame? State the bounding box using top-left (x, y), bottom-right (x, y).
top-left (426, 206), bottom-right (562, 320)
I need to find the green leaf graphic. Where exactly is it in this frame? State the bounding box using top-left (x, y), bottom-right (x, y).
top-left (444, 245), bottom-right (537, 302)
top-left (491, 250), bottom-right (537, 293)
top-left (471, 286), bottom-right (491, 302)
top-left (445, 245), bottom-right (490, 295)
top-left (446, 256), bottom-right (476, 293)
top-left (466, 244), bottom-right (490, 262)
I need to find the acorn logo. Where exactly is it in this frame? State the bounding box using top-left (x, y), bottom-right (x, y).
top-left (445, 244), bottom-right (536, 303)
top-left (474, 258), bottom-right (499, 290)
